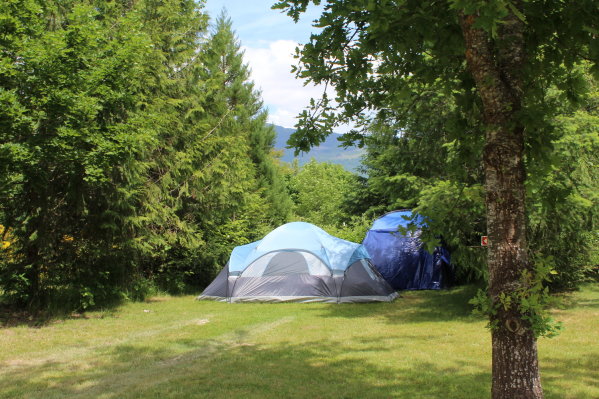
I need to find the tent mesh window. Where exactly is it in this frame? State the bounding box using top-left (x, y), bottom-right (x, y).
top-left (241, 251), bottom-right (331, 277)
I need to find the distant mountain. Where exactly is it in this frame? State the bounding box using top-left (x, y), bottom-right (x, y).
top-left (272, 125), bottom-right (364, 172)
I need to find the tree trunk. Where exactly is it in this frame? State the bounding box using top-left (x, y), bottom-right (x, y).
top-left (459, 5), bottom-right (544, 399)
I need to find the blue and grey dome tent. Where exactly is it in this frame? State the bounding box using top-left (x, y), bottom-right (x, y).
top-left (362, 210), bottom-right (452, 290)
top-left (198, 222), bottom-right (398, 303)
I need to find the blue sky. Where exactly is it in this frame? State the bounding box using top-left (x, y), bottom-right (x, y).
top-left (202, 0), bottom-right (330, 129)
top-left (204, 0), bottom-right (323, 48)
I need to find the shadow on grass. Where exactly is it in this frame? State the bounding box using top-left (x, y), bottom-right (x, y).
top-left (0, 285), bottom-right (482, 329)
top-left (0, 329), bottom-right (490, 399)
top-left (0, 305), bottom-right (120, 329)
top-left (0, 306), bottom-right (54, 328)
top-left (542, 354), bottom-right (599, 399)
top-left (550, 284), bottom-right (599, 311)
top-left (309, 284), bottom-right (483, 325)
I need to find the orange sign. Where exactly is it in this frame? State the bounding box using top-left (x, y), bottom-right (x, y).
top-left (481, 236), bottom-right (488, 246)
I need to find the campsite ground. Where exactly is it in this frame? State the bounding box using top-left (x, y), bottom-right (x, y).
top-left (0, 284), bottom-right (597, 399)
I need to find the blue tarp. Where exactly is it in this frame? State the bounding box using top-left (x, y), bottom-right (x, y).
top-left (229, 222), bottom-right (370, 274)
top-left (362, 210), bottom-right (451, 290)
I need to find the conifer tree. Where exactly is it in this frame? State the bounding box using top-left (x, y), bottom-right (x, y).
top-left (0, 3), bottom-right (292, 305)
top-left (163, 12), bottom-right (292, 287)
top-left (202, 12), bottom-right (291, 226)
top-left (0, 0), bottom-right (209, 308)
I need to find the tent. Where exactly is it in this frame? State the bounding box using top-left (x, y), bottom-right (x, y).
top-left (198, 222), bottom-right (398, 303)
top-left (362, 210), bottom-right (452, 290)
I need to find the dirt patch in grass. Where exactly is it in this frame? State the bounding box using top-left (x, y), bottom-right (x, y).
top-left (144, 296), bottom-right (172, 303)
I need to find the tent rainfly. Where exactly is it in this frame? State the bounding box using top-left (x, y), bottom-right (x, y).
top-left (362, 210), bottom-right (452, 290)
top-left (198, 222), bottom-right (398, 303)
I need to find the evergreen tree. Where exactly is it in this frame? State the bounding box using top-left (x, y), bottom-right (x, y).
top-left (206, 13), bottom-right (291, 227)
top-left (0, 3), bottom-right (292, 306)
top-left (166, 12), bottom-right (292, 288)
top-left (0, 0), bottom-right (209, 308)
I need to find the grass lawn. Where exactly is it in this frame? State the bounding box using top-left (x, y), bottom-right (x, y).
top-left (0, 284), bottom-right (597, 399)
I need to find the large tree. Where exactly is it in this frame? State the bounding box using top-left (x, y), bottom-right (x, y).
top-left (186, 12), bottom-right (292, 281)
top-left (0, 0), bottom-right (210, 308)
top-left (0, 1), bottom-right (293, 308)
top-left (357, 70), bottom-right (598, 289)
top-left (273, 0), bottom-right (598, 397)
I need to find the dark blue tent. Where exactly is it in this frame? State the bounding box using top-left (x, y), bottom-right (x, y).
top-left (362, 210), bottom-right (452, 290)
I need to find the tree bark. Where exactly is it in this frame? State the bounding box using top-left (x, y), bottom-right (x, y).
top-left (459, 5), bottom-right (544, 399)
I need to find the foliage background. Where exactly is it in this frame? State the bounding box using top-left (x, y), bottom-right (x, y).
top-left (1, 0), bottom-right (597, 313)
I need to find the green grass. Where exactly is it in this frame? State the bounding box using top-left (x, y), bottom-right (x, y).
top-left (0, 285), bottom-right (597, 399)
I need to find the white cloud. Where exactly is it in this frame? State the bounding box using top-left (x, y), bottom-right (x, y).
top-left (267, 108), bottom-right (298, 128)
top-left (242, 40), bottom-right (326, 129)
top-left (243, 40), bottom-right (355, 134)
